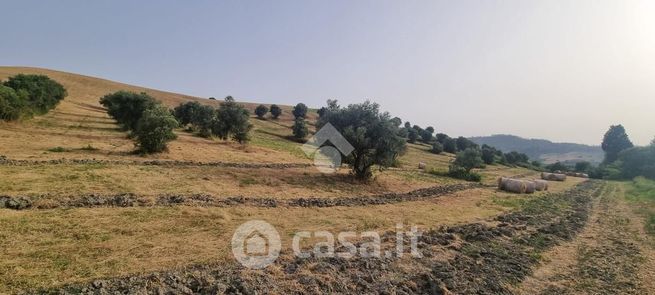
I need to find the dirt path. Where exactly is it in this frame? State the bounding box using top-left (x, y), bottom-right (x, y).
top-left (517, 182), bottom-right (655, 295)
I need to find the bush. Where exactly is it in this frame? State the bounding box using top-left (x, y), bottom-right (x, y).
top-left (616, 146), bottom-right (655, 179)
top-left (317, 100), bottom-right (406, 179)
top-left (212, 96), bottom-right (252, 143)
top-left (431, 142), bottom-right (444, 154)
top-left (292, 103), bottom-right (308, 119)
top-left (255, 104), bottom-right (268, 119)
top-left (100, 91), bottom-right (157, 131)
top-left (0, 85), bottom-right (26, 121)
top-left (447, 165), bottom-right (482, 182)
top-left (270, 104), bottom-right (282, 119)
top-left (3, 74), bottom-right (67, 115)
top-left (134, 105), bottom-right (178, 153)
top-left (292, 118), bottom-right (309, 140)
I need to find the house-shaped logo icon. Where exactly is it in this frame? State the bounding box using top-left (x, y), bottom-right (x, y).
top-left (245, 231), bottom-right (268, 256)
top-left (301, 123), bottom-right (354, 173)
top-left (231, 220), bottom-right (281, 269)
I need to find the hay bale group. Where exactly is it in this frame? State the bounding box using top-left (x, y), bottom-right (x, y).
top-left (497, 177), bottom-right (549, 194)
top-left (565, 171), bottom-right (589, 178)
top-left (541, 172), bottom-right (567, 181)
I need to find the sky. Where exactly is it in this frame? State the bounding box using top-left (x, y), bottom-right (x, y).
top-left (1, 0), bottom-right (654, 146)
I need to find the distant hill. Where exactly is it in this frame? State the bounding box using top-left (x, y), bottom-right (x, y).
top-left (469, 134), bottom-right (604, 164)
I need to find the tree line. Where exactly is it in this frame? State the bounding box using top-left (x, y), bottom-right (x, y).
top-left (0, 74), bottom-right (67, 121)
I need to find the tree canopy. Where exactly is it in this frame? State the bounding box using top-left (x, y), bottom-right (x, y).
top-left (317, 100), bottom-right (406, 179)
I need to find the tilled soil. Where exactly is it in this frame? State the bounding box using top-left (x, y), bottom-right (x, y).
top-left (36, 181), bottom-right (603, 294)
top-left (0, 183), bottom-right (481, 210)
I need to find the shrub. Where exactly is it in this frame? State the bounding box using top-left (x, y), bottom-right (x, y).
top-left (134, 105), bottom-right (178, 153)
top-left (292, 118), bottom-right (309, 140)
top-left (317, 100), bottom-right (406, 179)
top-left (292, 103), bottom-right (308, 119)
top-left (447, 165), bottom-right (482, 182)
top-left (3, 74), bottom-right (67, 115)
top-left (431, 142), bottom-right (444, 154)
top-left (255, 104), bottom-right (268, 119)
top-left (270, 104), bottom-right (282, 119)
top-left (100, 91), bottom-right (157, 131)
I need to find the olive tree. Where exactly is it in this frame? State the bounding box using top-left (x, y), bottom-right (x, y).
top-left (317, 100), bottom-right (406, 179)
top-left (134, 105), bottom-right (179, 153)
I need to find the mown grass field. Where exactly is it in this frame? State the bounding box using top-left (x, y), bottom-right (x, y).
top-left (1, 67), bottom-right (639, 293)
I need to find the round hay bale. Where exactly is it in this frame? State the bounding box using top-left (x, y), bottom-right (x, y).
top-left (499, 178), bottom-right (526, 194)
top-left (523, 180), bottom-right (536, 194)
top-left (553, 173), bottom-right (567, 181)
top-left (418, 162), bottom-right (427, 170)
top-left (534, 179), bottom-right (549, 191)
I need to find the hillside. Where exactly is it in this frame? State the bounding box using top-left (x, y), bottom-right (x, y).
top-left (469, 134), bottom-right (604, 164)
top-left (0, 67), bottom-right (620, 294)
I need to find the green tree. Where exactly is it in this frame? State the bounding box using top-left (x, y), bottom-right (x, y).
top-left (616, 146), bottom-right (655, 179)
top-left (545, 161), bottom-right (569, 172)
top-left (456, 136), bottom-right (477, 151)
top-left (212, 96), bottom-right (252, 143)
top-left (431, 142), bottom-right (444, 154)
top-left (481, 146), bottom-right (496, 165)
top-left (255, 104), bottom-right (268, 119)
top-left (0, 85), bottom-right (27, 121)
top-left (443, 137), bottom-right (457, 153)
top-left (270, 104), bottom-right (282, 119)
top-left (425, 126), bottom-right (435, 134)
top-left (447, 148), bottom-right (483, 182)
top-left (317, 100), bottom-right (406, 179)
top-left (3, 74), bottom-right (67, 115)
top-left (133, 105), bottom-right (178, 153)
top-left (436, 133), bottom-right (449, 144)
top-left (452, 148), bottom-right (484, 172)
top-left (420, 129), bottom-right (433, 143)
top-left (407, 128), bottom-right (419, 143)
top-left (292, 103), bottom-right (308, 119)
top-left (601, 124), bottom-right (634, 163)
top-left (575, 161), bottom-right (591, 173)
top-left (100, 91), bottom-right (158, 131)
top-left (292, 118), bottom-right (309, 140)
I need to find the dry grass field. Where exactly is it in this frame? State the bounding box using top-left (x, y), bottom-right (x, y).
top-left (1, 67), bottom-right (652, 294)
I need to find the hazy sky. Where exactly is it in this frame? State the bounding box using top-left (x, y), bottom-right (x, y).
top-left (1, 0), bottom-right (654, 145)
